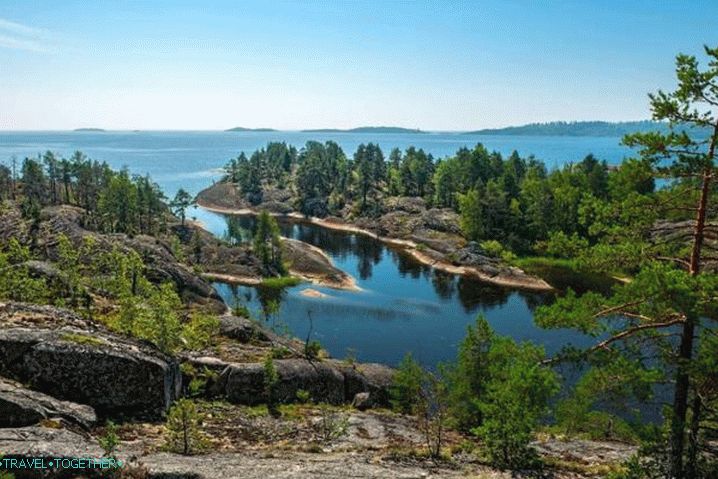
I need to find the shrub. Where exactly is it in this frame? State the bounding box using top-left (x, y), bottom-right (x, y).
top-left (182, 312), bottom-right (220, 350)
top-left (296, 389), bottom-right (311, 403)
top-left (304, 340), bottom-right (322, 360)
top-left (99, 421), bottom-right (120, 458)
top-left (389, 352), bottom-right (424, 414)
top-left (165, 399), bottom-right (207, 455)
top-left (263, 356), bottom-right (280, 416)
top-left (471, 337), bottom-right (559, 469)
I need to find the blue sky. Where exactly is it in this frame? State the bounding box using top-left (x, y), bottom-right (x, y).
top-left (0, 0), bottom-right (715, 130)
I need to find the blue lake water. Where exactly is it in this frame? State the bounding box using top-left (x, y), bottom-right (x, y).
top-left (0, 130), bottom-right (631, 367)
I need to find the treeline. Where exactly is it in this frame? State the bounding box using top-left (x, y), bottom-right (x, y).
top-left (0, 151), bottom-right (169, 235)
top-left (224, 138), bottom-right (658, 255)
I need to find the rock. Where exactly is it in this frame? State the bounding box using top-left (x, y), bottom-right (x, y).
top-left (351, 392), bottom-right (372, 411)
top-left (0, 377), bottom-right (96, 429)
top-left (329, 361), bottom-right (394, 407)
top-left (0, 302), bottom-right (181, 420)
top-left (223, 359), bottom-right (345, 405)
top-left (421, 208), bottom-right (462, 234)
top-left (0, 426), bottom-right (103, 460)
top-left (221, 358), bottom-right (394, 407)
top-left (219, 315), bottom-right (272, 343)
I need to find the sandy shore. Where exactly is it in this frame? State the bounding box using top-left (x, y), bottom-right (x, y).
top-left (197, 200), bottom-right (554, 292)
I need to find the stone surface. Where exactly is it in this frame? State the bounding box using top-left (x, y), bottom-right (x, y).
top-left (0, 377), bottom-right (96, 429)
top-left (221, 358), bottom-right (394, 407)
top-left (0, 302), bottom-right (181, 420)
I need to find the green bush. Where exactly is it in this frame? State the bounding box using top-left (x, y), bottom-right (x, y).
top-left (182, 312), bottom-right (220, 350)
top-left (389, 352), bottom-right (424, 414)
top-left (304, 340), bottom-right (322, 360)
top-left (98, 421), bottom-right (120, 458)
top-left (165, 399), bottom-right (208, 455)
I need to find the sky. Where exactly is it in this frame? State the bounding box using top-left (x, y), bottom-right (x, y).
top-left (0, 0), bottom-right (716, 131)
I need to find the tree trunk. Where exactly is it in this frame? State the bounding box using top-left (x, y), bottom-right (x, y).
top-left (685, 391), bottom-right (702, 479)
top-left (670, 121), bottom-right (716, 477)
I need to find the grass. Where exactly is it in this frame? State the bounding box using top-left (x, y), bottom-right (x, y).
top-left (260, 276), bottom-right (302, 289)
top-left (60, 333), bottom-right (106, 347)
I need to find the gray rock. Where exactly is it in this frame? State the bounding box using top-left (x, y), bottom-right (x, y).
top-left (351, 392), bottom-right (372, 411)
top-left (219, 315), bottom-right (271, 343)
top-left (329, 361), bottom-right (394, 406)
top-left (223, 359), bottom-right (345, 405)
top-left (0, 302), bottom-right (181, 420)
top-left (221, 359), bottom-right (394, 407)
top-left (0, 426), bottom-right (103, 459)
top-left (0, 377), bottom-right (96, 429)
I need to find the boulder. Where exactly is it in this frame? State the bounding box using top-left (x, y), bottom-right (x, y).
top-left (223, 359), bottom-right (345, 405)
top-left (329, 361), bottom-right (394, 406)
top-left (0, 302), bottom-right (181, 420)
top-left (221, 359), bottom-right (394, 407)
top-left (0, 426), bottom-right (103, 460)
top-left (219, 315), bottom-right (272, 343)
top-left (0, 377), bottom-right (96, 429)
top-left (351, 392), bottom-right (372, 411)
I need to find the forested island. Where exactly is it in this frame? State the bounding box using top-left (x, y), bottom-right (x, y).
top-left (225, 127), bottom-right (278, 132)
top-left (0, 48), bottom-right (716, 479)
top-left (467, 120), bottom-right (673, 137)
top-left (301, 126), bottom-right (425, 134)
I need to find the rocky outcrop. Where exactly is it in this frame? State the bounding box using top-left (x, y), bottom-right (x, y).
top-left (0, 204), bottom-right (227, 313)
top-left (0, 302), bottom-right (181, 420)
top-left (219, 315), bottom-right (272, 343)
top-left (219, 358), bottom-right (393, 407)
top-left (283, 239), bottom-right (358, 290)
top-left (0, 377), bottom-right (96, 429)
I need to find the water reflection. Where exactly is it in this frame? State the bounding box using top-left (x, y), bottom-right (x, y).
top-left (213, 213), bottom-right (586, 367)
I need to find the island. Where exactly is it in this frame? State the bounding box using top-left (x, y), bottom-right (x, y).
top-left (225, 126), bottom-right (278, 132)
top-left (73, 128), bottom-right (106, 132)
top-left (465, 120), bottom-right (669, 137)
top-left (301, 126), bottom-right (425, 134)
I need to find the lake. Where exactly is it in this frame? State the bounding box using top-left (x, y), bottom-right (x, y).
top-left (0, 130), bottom-right (631, 367)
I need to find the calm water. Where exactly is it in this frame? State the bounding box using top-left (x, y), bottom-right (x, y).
top-left (210, 214), bottom-right (597, 367)
top-left (0, 130), bottom-right (628, 367)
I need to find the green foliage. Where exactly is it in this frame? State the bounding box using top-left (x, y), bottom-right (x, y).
top-left (263, 356), bottom-right (280, 415)
top-left (182, 312), bottom-right (220, 350)
top-left (296, 389), bottom-right (311, 403)
top-left (170, 188), bottom-right (194, 226)
top-left (98, 421), bottom-right (120, 458)
top-left (444, 316), bottom-right (494, 432)
top-left (0, 238), bottom-right (48, 303)
top-left (389, 352), bottom-right (424, 414)
top-left (253, 211), bottom-right (286, 275)
top-left (304, 339), bottom-right (322, 360)
top-left (315, 403), bottom-right (349, 443)
top-left (165, 398), bottom-right (207, 455)
top-left (259, 276), bottom-right (300, 289)
top-left (471, 337), bottom-right (559, 469)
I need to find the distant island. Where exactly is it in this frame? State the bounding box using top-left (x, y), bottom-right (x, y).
top-left (301, 126), bottom-right (425, 134)
top-left (73, 128), bottom-right (105, 132)
top-left (465, 120), bottom-right (672, 137)
top-left (225, 127), bottom-right (277, 132)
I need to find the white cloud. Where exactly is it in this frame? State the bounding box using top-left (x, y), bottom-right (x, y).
top-left (0, 17), bottom-right (55, 53)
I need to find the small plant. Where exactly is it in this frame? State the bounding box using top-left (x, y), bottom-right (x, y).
top-left (389, 352), bottom-right (424, 414)
top-left (304, 340), bottom-right (322, 360)
top-left (270, 346), bottom-right (291, 359)
top-left (99, 421), bottom-right (120, 458)
top-left (263, 356), bottom-right (280, 416)
top-left (165, 399), bottom-right (208, 455)
top-left (315, 403), bottom-right (349, 443)
top-left (296, 389), bottom-right (312, 403)
top-left (343, 348), bottom-right (358, 366)
top-left (182, 312), bottom-right (220, 350)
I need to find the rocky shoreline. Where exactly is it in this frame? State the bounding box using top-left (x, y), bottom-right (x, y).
top-left (195, 184), bottom-right (554, 292)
